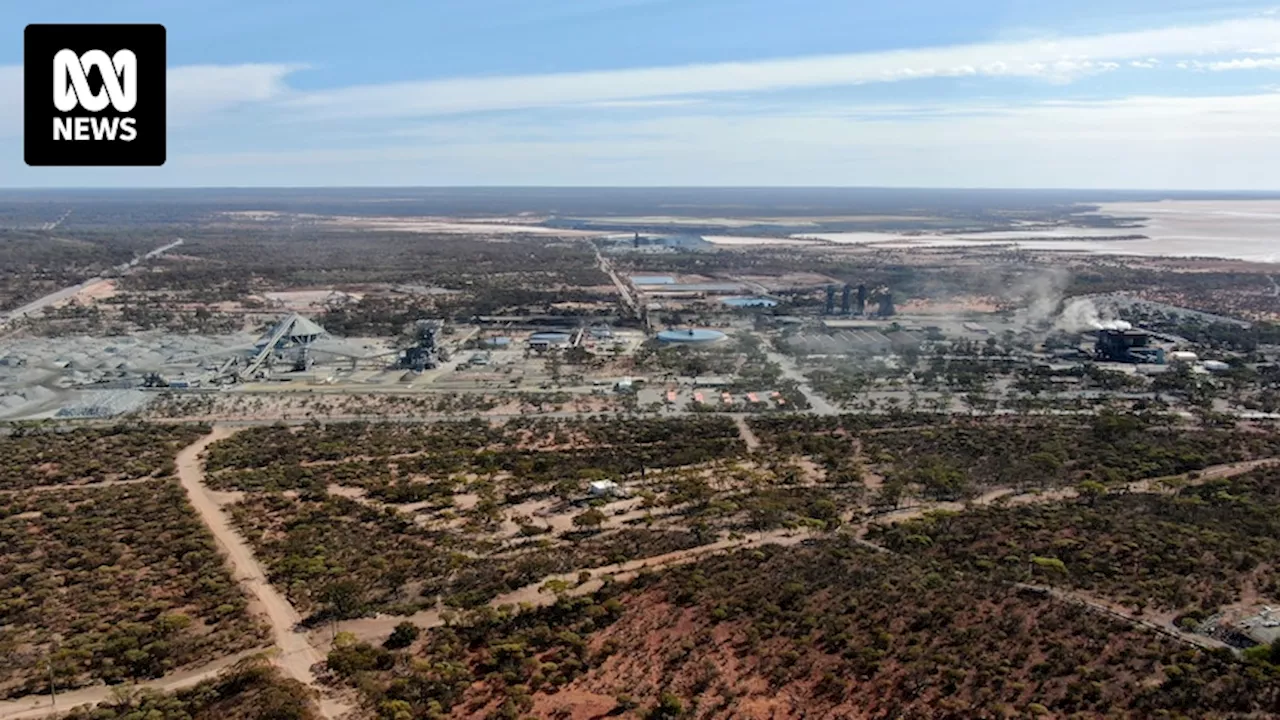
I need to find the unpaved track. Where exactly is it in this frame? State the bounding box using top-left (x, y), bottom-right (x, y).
top-left (174, 427), bottom-right (344, 718)
top-left (855, 458), bottom-right (1280, 651)
top-left (762, 348), bottom-right (839, 415)
top-left (1015, 583), bottom-right (1231, 651)
top-left (1129, 457), bottom-right (1280, 492)
top-left (334, 457), bottom-right (1280, 646)
top-left (11, 433), bottom-right (1259, 716)
top-left (860, 457), bottom-right (1280, 534)
top-left (332, 527), bottom-right (809, 644)
top-left (0, 477), bottom-right (161, 495)
top-left (733, 415), bottom-right (761, 450)
top-left (0, 649), bottom-right (266, 720)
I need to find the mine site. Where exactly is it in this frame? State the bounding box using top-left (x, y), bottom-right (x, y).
top-left (2, 188), bottom-right (1280, 720)
top-left (2, 193), bottom-right (1277, 425)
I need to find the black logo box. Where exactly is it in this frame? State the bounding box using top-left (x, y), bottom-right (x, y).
top-left (24, 24), bottom-right (166, 167)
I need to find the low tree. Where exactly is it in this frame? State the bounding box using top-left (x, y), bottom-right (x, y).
top-left (645, 692), bottom-right (684, 720)
top-left (572, 507), bottom-right (607, 531)
top-left (383, 621), bottom-right (420, 650)
top-left (1077, 480), bottom-right (1107, 506)
top-left (321, 579), bottom-right (366, 621)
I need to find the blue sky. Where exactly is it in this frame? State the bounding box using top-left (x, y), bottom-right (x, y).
top-left (4, 0), bottom-right (1280, 187)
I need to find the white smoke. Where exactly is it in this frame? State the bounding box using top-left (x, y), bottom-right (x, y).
top-left (1009, 267), bottom-right (1072, 328)
top-left (1055, 297), bottom-right (1132, 333)
top-left (1022, 268), bottom-right (1071, 326)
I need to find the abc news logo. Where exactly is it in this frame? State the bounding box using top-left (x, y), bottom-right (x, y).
top-left (25, 24), bottom-right (166, 166)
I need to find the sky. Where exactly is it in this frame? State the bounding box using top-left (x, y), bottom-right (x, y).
top-left (4, 0), bottom-right (1280, 188)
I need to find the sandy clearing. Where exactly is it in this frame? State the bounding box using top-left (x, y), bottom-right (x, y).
top-left (326, 484), bottom-right (367, 501)
top-left (65, 279), bottom-right (117, 305)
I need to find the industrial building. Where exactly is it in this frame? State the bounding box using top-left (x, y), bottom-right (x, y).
top-left (631, 275), bottom-right (676, 285)
top-left (395, 319), bottom-right (444, 372)
top-left (264, 313), bottom-right (326, 347)
top-left (599, 233), bottom-right (712, 252)
top-left (1095, 328), bottom-right (1165, 364)
top-left (722, 296), bottom-right (778, 308)
top-left (877, 290), bottom-right (895, 317)
top-left (528, 331), bottom-right (574, 351)
top-left (823, 282), bottom-right (891, 318)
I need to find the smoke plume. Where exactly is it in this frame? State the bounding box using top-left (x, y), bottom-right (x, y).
top-left (1019, 268), bottom-right (1071, 327)
top-left (1055, 297), bottom-right (1132, 333)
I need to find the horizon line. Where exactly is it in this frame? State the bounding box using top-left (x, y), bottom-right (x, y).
top-left (2, 185), bottom-right (1280, 193)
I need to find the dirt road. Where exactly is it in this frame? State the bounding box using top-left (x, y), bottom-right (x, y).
top-left (0, 649), bottom-right (266, 720)
top-left (332, 456), bottom-right (1280, 647)
top-left (594, 246), bottom-right (638, 319)
top-left (332, 527), bottom-right (809, 645)
top-left (852, 458), bottom-right (1280, 652)
top-left (1128, 457), bottom-right (1280, 493)
top-left (733, 415), bottom-right (761, 450)
top-left (1014, 583), bottom-right (1231, 652)
top-left (860, 457), bottom-right (1280, 534)
top-left (0, 240), bottom-right (181, 333)
top-left (0, 477), bottom-right (160, 495)
top-left (174, 428), bottom-right (344, 718)
top-left (762, 347), bottom-right (840, 415)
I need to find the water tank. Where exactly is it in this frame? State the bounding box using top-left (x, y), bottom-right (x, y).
top-left (657, 328), bottom-right (727, 344)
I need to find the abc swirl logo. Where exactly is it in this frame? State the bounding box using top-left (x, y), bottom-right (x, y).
top-left (52, 49), bottom-right (139, 141)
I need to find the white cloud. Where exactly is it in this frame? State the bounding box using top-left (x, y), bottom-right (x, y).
top-left (150, 91), bottom-right (1280, 189)
top-left (5, 14), bottom-right (1280, 134)
top-left (0, 66), bottom-right (20, 139)
top-left (278, 16), bottom-right (1280, 119)
top-left (1203, 56), bottom-right (1280, 70)
top-left (8, 12), bottom-right (1280, 188)
top-left (583, 98), bottom-right (705, 108)
top-left (169, 64), bottom-right (303, 122)
top-left (0, 63), bottom-right (303, 138)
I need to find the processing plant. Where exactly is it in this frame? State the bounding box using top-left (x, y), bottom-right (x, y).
top-left (394, 319), bottom-right (445, 372)
top-left (1095, 328), bottom-right (1165, 364)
